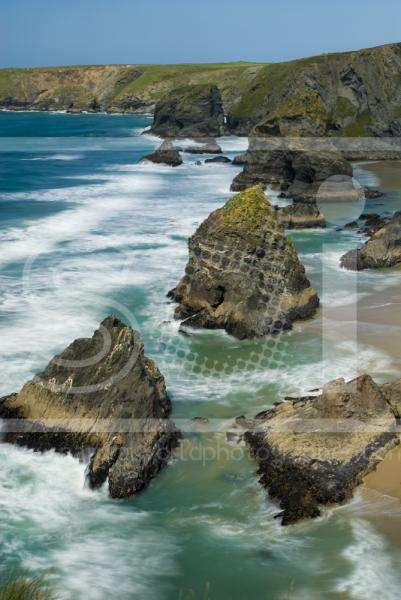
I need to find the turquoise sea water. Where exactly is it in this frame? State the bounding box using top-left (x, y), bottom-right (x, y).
top-left (0, 111), bottom-right (401, 600)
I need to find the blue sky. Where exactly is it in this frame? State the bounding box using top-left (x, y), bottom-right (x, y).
top-left (2, 0), bottom-right (401, 67)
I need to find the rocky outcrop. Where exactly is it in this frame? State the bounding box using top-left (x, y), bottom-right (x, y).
top-left (231, 139), bottom-right (353, 203)
top-left (205, 156), bottom-right (232, 164)
top-left (185, 142), bottom-right (222, 154)
top-left (245, 374), bottom-right (399, 525)
top-left (341, 211), bottom-right (401, 270)
top-left (150, 84), bottom-right (225, 139)
top-left (168, 186), bottom-right (319, 339)
top-left (0, 316), bottom-right (180, 498)
top-left (344, 213), bottom-right (389, 236)
top-left (277, 201), bottom-right (326, 229)
top-left (142, 141), bottom-right (183, 167)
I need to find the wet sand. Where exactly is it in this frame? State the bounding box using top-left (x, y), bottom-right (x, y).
top-left (364, 443), bottom-right (401, 501)
top-left (358, 161), bottom-right (401, 503)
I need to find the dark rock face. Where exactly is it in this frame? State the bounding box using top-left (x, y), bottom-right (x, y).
top-left (150, 84), bottom-right (225, 139)
top-left (185, 142), bottom-right (222, 154)
top-left (205, 156), bottom-right (232, 164)
top-left (341, 211), bottom-right (401, 270)
top-left (245, 375), bottom-right (399, 525)
top-left (142, 140), bottom-right (183, 167)
top-left (0, 316), bottom-right (180, 498)
top-left (168, 186), bottom-right (319, 339)
top-left (231, 139), bottom-right (353, 203)
top-left (277, 201), bottom-right (326, 229)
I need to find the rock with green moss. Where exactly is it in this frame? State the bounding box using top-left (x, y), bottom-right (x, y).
top-left (150, 84), bottom-right (225, 138)
top-left (168, 186), bottom-right (319, 339)
top-left (341, 211), bottom-right (401, 270)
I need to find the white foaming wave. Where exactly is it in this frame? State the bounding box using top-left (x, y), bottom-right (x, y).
top-left (335, 519), bottom-right (401, 600)
top-left (0, 172), bottom-right (165, 266)
top-left (22, 154), bottom-right (84, 161)
top-left (0, 444), bottom-right (177, 600)
top-left (163, 338), bottom-right (396, 406)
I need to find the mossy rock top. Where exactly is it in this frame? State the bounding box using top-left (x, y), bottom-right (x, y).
top-left (220, 185), bottom-right (279, 231)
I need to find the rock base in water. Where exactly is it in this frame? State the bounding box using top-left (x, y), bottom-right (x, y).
top-left (150, 84), bottom-right (225, 138)
top-left (245, 375), bottom-right (399, 525)
top-left (142, 140), bottom-right (183, 167)
top-left (277, 201), bottom-right (326, 229)
top-left (0, 316), bottom-right (180, 498)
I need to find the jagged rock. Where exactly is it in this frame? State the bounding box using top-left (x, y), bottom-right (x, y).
top-left (205, 156), bottom-right (232, 164)
top-left (142, 140), bottom-right (183, 167)
top-left (381, 378), bottom-right (401, 418)
top-left (231, 139), bottom-right (353, 203)
top-left (150, 84), bottom-right (225, 138)
top-left (344, 213), bottom-right (390, 236)
top-left (185, 142), bottom-right (222, 154)
top-left (244, 374), bottom-right (399, 525)
top-left (277, 201), bottom-right (326, 229)
top-left (168, 186), bottom-right (319, 339)
top-left (0, 316), bottom-right (180, 498)
top-left (341, 211), bottom-right (401, 270)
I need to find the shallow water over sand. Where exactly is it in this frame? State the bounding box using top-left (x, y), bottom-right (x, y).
top-left (0, 112), bottom-right (400, 600)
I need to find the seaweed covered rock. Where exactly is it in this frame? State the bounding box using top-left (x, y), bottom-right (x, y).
top-left (150, 84), bottom-right (225, 139)
top-left (341, 211), bottom-right (401, 270)
top-left (0, 316), bottom-right (180, 498)
top-left (277, 201), bottom-right (326, 229)
top-left (245, 374), bottom-right (398, 525)
top-left (142, 140), bottom-right (183, 167)
top-left (168, 186), bottom-right (319, 339)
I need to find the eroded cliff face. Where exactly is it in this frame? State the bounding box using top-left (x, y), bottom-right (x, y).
top-left (150, 84), bottom-right (225, 138)
top-left (0, 316), bottom-right (180, 498)
top-left (245, 375), bottom-right (399, 525)
top-left (169, 186), bottom-right (319, 339)
top-left (228, 42), bottom-right (401, 137)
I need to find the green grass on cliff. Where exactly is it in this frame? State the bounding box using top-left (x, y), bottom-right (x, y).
top-left (111, 62), bottom-right (265, 102)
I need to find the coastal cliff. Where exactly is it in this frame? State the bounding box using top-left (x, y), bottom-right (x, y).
top-left (2, 42), bottom-right (401, 140)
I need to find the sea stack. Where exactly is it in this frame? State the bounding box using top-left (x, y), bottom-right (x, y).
top-left (245, 374), bottom-right (399, 525)
top-left (0, 316), bottom-right (180, 498)
top-left (341, 211), bottom-right (401, 270)
top-left (168, 185), bottom-right (319, 339)
top-left (142, 140), bottom-right (183, 167)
